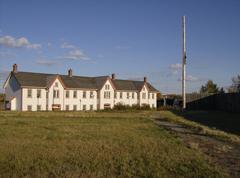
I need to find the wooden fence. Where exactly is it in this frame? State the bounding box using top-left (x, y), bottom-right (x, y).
top-left (187, 93), bottom-right (240, 113)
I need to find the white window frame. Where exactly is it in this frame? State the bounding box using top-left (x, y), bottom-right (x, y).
top-left (27, 89), bottom-right (32, 98)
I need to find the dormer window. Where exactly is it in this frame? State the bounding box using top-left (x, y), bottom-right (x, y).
top-left (55, 82), bottom-right (58, 87)
top-left (105, 84), bottom-right (110, 90)
top-left (53, 90), bottom-right (59, 98)
top-left (142, 93), bottom-right (146, 99)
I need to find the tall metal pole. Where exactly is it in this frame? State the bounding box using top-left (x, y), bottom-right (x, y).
top-left (182, 16), bottom-right (186, 109)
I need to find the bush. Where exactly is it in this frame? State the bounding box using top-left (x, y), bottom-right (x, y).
top-left (113, 103), bottom-right (152, 111)
top-left (113, 103), bottom-right (127, 110)
top-left (140, 104), bottom-right (151, 110)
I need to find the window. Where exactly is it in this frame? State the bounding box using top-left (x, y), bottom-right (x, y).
top-left (37, 89), bottom-right (41, 98)
top-left (152, 93), bottom-right (154, 99)
top-left (37, 105), bottom-right (41, 111)
top-left (143, 87), bottom-right (145, 91)
top-left (55, 82), bottom-right (58, 87)
top-left (53, 90), bottom-right (59, 98)
top-left (46, 91), bottom-right (48, 98)
top-left (152, 104), bottom-right (154, 108)
top-left (73, 90), bottom-right (77, 98)
top-left (90, 105), bottom-right (93, 110)
top-left (132, 92), bottom-right (134, 99)
top-left (90, 91), bottom-right (94, 98)
top-left (105, 84), bottom-right (110, 90)
top-left (83, 105), bottom-right (86, 111)
top-left (83, 91), bottom-right (86, 98)
top-left (73, 105), bottom-right (77, 111)
top-left (46, 105), bottom-right (48, 111)
top-left (148, 93), bottom-right (150, 99)
top-left (120, 92), bottom-right (123, 99)
top-left (114, 92), bottom-right (117, 99)
top-left (27, 89), bottom-right (32, 98)
top-left (66, 91), bottom-right (69, 98)
top-left (142, 93), bottom-right (146, 99)
top-left (65, 105), bottom-right (69, 111)
top-left (127, 92), bottom-right (130, 98)
top-left (104, 91), bottom-right (110, 99)
top-left (27, 105), bottom-right (32, 111)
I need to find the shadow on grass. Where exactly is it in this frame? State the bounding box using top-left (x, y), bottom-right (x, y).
top-left (171, 110), bottom-right (240, 136)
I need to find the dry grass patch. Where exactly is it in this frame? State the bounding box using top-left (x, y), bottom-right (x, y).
top-left (0, 111), bottom-right (227, 178)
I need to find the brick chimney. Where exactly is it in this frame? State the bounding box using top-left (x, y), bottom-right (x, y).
top-left (144, 76), bottom-right (147, 83)
top-left (112, 73), bottom-right (116, 80)
top-left (68, 68), bottom-right (73, 77)
top-left (12, 64), bottom-right (17, 73)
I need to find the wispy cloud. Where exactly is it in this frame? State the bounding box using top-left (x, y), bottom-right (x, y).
top-left (35, 59), bottom-right (59, 66)
top-left (115, 45), bottom-right (131, 50)
top-left (62, 49), bottom-right (90, 60)
top-left (169, 63), bottom-right (182, 75)
top-left (0, 35), bottom-right (41, 49)
top-left (61, 42), bottom-right (76, 49)
top-left (178, 75), bottom-right (202, 82)
top-left (170, 63), bottom-right (182, 70)
top-left (47, 42), bottom-right (52, 47)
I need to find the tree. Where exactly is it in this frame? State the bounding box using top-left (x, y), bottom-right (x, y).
top-left (228, 75), bottom-right (240, 93)
top-left (200, 80), bottom-right (219, 94)
top-left (219, 87), bottom-right (225, 94)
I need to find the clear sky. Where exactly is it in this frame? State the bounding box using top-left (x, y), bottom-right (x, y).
top-left (0, 0), bottom-right (240, 94)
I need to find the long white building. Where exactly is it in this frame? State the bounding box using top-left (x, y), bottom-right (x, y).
top-left (3, 64), bottom-right (159, 111)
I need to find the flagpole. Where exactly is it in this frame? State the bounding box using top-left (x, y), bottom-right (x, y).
top-left (182, 16), bottom-right (186, 110)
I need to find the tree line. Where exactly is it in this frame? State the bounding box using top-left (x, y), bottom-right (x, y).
top-left (200, 75), bottom-right (240, 94)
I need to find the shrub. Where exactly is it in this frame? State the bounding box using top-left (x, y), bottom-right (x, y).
top-left (113, 103), bottom-right (127, 110)
top-left (113, 103), bottom-right (152, 111)
top-left (140, 104), bottom-right (151, 110)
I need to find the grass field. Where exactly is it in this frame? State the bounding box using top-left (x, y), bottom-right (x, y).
top-left (0, 111), bottom-right (227, 177)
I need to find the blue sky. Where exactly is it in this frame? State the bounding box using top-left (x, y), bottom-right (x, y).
top-left (0, 0), bottom-right (240, 94)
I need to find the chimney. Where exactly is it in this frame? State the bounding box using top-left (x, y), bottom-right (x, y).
top-left (112, 73), bottom-right (116, 80)
top-left (144, 76), bottom-right (147, 83)
top-left (12, 64), bottom-right (17, 73)
top-left (68, 68), bottom-right (73, 77)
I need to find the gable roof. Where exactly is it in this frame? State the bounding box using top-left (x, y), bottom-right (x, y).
top-left (112, 79), bottom-right (158, 92)
top-left (8, 71), bottom-right (159, 92)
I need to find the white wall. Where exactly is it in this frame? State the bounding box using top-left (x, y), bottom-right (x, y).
top-left (64, 90), bottom-right (97, 110)
top-left (5, 75), bottom-right (22, 111)
top-left (139, 84), bottom-right (157, 108)
top-left (47, 78), bottom-right (65, 111)
top-left (114, 91), bottom-right (138, 106)
top-left (99, 80), bottom-right (115, 109)
top-left (22, 88), bottom-right (47, 111)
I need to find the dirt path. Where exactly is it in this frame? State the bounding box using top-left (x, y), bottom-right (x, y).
top-left (153, 116), bottom-right (240, 178)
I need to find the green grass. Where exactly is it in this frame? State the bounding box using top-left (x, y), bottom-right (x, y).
top-left (0, 111), bottom-right (226, 178)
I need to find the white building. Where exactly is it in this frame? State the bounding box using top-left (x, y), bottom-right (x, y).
top-left (3, 64), bottom-right (159, 111)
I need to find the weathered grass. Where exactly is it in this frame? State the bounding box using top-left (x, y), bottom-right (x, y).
top-left (0, 111), bottom-right (227, 177)
top-left (158, 110), bottom-right (240, 144)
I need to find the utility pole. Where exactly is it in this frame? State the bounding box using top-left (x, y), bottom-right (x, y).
top-left (182, 16), bottom-right (187, 110)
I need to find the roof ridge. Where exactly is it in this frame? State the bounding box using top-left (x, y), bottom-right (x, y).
top-left (114, 79), bottom-right (144, 83)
